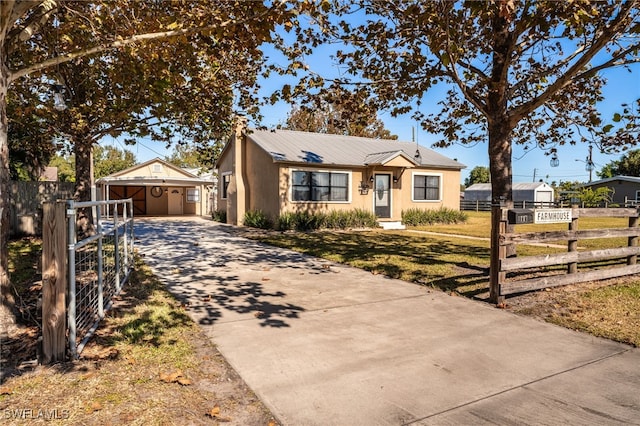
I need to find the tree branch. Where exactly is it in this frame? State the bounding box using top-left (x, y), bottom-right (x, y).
top-left (510, 0), bottom-right (638, 122)
top-left (8, 3), bottom-right (281, 83)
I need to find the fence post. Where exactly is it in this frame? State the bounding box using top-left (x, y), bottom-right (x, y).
top-left (489, 205), bottom-right (507, 305)
top-left (568, 205), bottom-right (579, 274)
top-left (628, 210), bottom-right (639, 265)
top-left (96, 202), bottom-right (104, 319)
top-left (41, 201), bottom-right (67, 364)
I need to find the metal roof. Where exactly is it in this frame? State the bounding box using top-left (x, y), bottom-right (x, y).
top-left (246, 128), bottom-right (465, 169)
top-left (465, 182), bottom-right (552, 191)
top-left (580, 176), bottom-right (640, 187)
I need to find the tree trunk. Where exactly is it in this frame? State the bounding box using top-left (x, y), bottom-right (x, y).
top-left (73, 135), bottom-right (96, 237)
top-left (0, 52), bottom-right (15, 336)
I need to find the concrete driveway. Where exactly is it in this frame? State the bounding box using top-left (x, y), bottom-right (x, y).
top-left (135, 217), bottom-right (640, 425)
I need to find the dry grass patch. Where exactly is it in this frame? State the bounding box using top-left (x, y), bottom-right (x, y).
top-left (1, 251), bottom-right (277, 425)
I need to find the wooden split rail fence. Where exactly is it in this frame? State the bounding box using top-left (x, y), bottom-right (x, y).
top-left (490, 206), bottom-right (640, 304)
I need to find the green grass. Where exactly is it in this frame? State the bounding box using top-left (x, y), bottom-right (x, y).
top-left (246, 212), bottom-right (640, 346)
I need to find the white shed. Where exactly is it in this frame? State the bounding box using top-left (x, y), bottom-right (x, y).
top-left (464, 182), bottom-right (554, 205)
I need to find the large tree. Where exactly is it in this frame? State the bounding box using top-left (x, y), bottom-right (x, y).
top-left (0, 0), bottom-right (307, 334)
top-left (282, 1), bottom-right (639, 203)
top-left (464, 166), bottom-right (491, 187)
top-left (280, 87), bottom-right (398, 139)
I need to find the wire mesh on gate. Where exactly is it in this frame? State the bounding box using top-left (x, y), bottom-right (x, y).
top-left (67, 199), bottom-right (134, 357)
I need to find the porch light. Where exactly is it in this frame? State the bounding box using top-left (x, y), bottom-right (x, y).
top-left (370, 175), bottom-right (374, 182)
top-left (414, 149), bottom-right (422, 164)
top-left (393, 176), bottom-right (399, 183)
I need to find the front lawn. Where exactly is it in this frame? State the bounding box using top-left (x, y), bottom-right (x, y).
top-left (242, 214), bottom-right (640, 347)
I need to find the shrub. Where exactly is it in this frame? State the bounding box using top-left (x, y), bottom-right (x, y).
top-left (243, 209), bottom-right (273, 229)
top-left (402, 207), bottom-right (468, 226)
top-left (277, 209), bottom-right (378, 231)
top-left (324, 209), bottom-right (378, 229)
top-left (211, 209), bottom-right (227, 223)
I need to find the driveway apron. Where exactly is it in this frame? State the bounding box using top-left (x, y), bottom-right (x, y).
top-left (135, 217), bottom-right (640, 425)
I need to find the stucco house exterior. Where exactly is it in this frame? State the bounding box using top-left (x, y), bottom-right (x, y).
top-left (215, 121), bottom-right (465, 226)
top-left (580, 176), bottom-right (640, 206)
top-left (96, 158), bottom-right (215, 216)
top-left (464, 182), bottom-right (555, 206)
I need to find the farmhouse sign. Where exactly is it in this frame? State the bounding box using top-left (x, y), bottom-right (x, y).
top-left (534, 208), bottom-right (572, 224)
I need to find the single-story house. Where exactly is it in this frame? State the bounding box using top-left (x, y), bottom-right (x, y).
top-left (464, 182), bottom-right (555, 205)
top-left (96, 158), bottom-right (215, 216)
top-left (215, 120), bottom-right (466, 226)
top-left (580, 176), bottom-right (640, 206)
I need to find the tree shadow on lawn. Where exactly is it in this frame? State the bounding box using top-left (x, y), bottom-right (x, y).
top-left (256, 230), bottom-right (492, 298)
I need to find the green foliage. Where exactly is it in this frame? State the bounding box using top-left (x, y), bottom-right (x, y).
top-left (323, 209), bottom-right (378, 229)
top-left (48, 154), bottom-right (76, 182)
top-left (94, 145), bottom-right (137, 179)
top-left (277, 211), bottom-right (325, 231)
top-left (243, 210), bottom-right (273, 229)
top-left (464, 166), bottom-right (490, 187)
top-left (211, 209), bottom-right (227, 223)
top-left (402, 208), bottom-right (468, 226)
top-left (578, 187), bottom-right (614, 207)
top-left (277, 209), bottom-right (378, 231)
top-left (597, 149), bottom-right (640, 179)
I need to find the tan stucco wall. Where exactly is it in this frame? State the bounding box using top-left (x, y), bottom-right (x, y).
top-left (245, 140), bottom-right (281, 219)
top-left (216, 130), bottom-right (462, 224)
top-left (146, 186), bottom-right (168, 215)
top-left (116, 160), bottom-right (191, 179)
top-left (275, 165), bottom-right (461, 221)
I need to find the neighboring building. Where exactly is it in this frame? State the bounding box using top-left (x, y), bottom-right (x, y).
top-left (464, 182), bottom-right (555, 205)
top-left (96, 158), bottom-right (215, 216)
top-left (580, 176), bottom-right (640, 206)
top-left (40, 166), bottom-right (58, 181)
top-left (215, 120), bottom-right (466, 227)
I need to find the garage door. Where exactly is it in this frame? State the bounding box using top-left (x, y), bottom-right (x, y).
top-left (109, 186), bottom-right (146, 216)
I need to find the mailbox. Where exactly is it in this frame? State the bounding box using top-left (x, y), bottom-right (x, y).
top-left (507, 209), bottom-right (534, 225)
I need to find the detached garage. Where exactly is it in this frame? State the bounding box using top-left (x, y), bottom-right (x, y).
top-left (464, 182), bottom-right (555, 206)
top-left (96, 158), bottom-right (215, 216)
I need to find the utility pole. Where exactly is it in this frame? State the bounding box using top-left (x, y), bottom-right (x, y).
top-left (532, 168), bottom-right (537, 182)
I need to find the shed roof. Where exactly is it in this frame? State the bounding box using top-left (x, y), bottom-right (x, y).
top-left (243, 129), bottom-right (465, 169)
top-left (465, 182), bottom-right (552, 192)
top-left (96, 157), bottom-right (214, 186)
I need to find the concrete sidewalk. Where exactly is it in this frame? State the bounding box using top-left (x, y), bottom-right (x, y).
top-left (136, 217), bottom-right (640, 425)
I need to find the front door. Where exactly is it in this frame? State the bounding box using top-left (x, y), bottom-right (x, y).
top-left (168, 187), bottom-right (183, 215)
top-left (374, 174), bottom-right (391, 218)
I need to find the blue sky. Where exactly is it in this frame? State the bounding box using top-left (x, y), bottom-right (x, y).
top-left (113, 22), bottom-right (639, 186)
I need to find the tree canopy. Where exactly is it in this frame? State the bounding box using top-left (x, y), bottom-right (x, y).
top-left (597, 149), bottom-right (640, 178)
top-left (278, 0), bottom-right (639, 204)
top-left (280, 87), bottom-right (397, 139)
top-left (464, 166), bottom-right (490, 187)
top-left (0, 0), bottom-right (311, 334)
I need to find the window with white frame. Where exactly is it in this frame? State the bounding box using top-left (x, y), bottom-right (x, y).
top-left (186, 188), bottom-right (199, 203)
top-left (413, 173), bottom-right (442, 201)
top-left (221, 173), bottom-right (231, 199)
top-left (292, 170), bottom-right (349, 202)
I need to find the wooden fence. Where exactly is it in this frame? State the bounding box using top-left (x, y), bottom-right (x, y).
top-left (490, 206), bottom-right (640, 303)
top-left (10, 181), bottom-right (74, 236)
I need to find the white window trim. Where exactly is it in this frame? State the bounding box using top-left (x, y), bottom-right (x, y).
top-left (289, 168), bottom-right (352, 204)
top-left (635, 190), bottom-right (640, 202)
top-left (221, 172), bottom-right (232, 200)
top-left (411, 172), bottom-right (443, 202)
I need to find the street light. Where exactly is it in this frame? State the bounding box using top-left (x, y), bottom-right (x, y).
top-left (575, 144), bottom-right (594, 182)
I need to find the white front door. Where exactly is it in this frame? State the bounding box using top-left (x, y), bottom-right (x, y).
top-left (168, 187), bottom-right (183, 215)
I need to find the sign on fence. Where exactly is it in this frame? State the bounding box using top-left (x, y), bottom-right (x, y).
top-left (533, 208), bottom-right (572, 224)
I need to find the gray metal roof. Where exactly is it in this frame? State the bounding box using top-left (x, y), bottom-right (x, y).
top-left (247, 128), bottom-right (465, 169)
top-left (465, 182), bottom-right (553, 192)
top-left (580, 176), bottom-right (640, 187)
